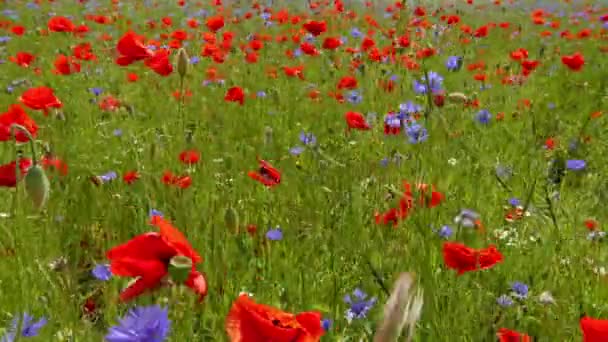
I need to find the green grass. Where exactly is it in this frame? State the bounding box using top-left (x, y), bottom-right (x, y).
top-left (0, 0), bottom-right (607, 340)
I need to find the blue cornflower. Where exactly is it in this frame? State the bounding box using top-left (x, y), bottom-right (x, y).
top-left (266, 227), bottom-right (283, 241)
top-left (454, 209), bottom-right (480, 228)
top-left (99, 171), bottom-right (118, 183)
top-left (344, 288), bottom-right (376, 323)
top-left (413, 71), bottom-right (443, 94)
top-left (92, 264), bottom-right (112, 281)
top-left (89, 87), bottom-right (104, 96)
top-left (113, 129), bottom-right (123, 137)
top-left (350, 27), bottom-right (363, 38)
top-left (256, 91), bottom-right (267, 98)
top-left (399, 101), bottom-right (422, 117)
top-left (380, 157), bottom-right (390, 167)
top-left (321, 318), bottom-right (332, 331)
top-left (260, 12), bottom-right (271, 21)
top-left (299, 131), bottom-right (317, 146)
top-left (303, 34), bottom-right (315, 43)
top-left (436, 225), bottom-right (453, 239)
top-left (347, 90), bottom-right (363, 104)
top-left (405, 122), bottom-right (428, 144)
top-left (508, 198), bottom-right (520, 207)
top-left (189, 56), bottom-right (200, 65)
top-left (384, 113), bottom-right (401, 129)
top-left (446, 56), bottom-right (462, 71)
top-left (289, 146), bottom-right (305, 156)
top-left (0, 36), bottom-right (10, 44)
top-left (511, 282), bottom-right (529, 299)
top-left (1, 313), bottom-right (47, 341)
top-left (476, 109), bottom-right (492, 124)
top-left (497, 295), bottom-right (514, 307)
top-left (105, 305), bottom-right (170, 342)
top-left (566, 159), bottom-right (586, 171)
top-left (149, 209), bottom-right (163, 218)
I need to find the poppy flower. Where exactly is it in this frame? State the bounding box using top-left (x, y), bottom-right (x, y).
top-left (248, 158), bottom-right (281, 187)
top-left (345, 111), bottom-right (370, 130)
top-left (161, 171), bottom-right (192, 189)
top-left (0, 104), bottom-right (38, 142)
top-left (581, 316), bottom-right (608, 342)
top-left (337, 76), bottom-right (357, 90)
top-left (0, 158), bottom-right (32, 187)
top-left (9, 52), bottom-right (35, 68)
top-left (144, 49), bottom-right (173, 76)
top-left (442, 242), bottom-right (503, 275)
top-left (561, 52), bottom-right (585, 71)
top-left (225, 294), bottom-right (325, 342)
top-left (179, 150), bottom-right (200, 165)
top-left (497, 328), bottom-right (531, 342)
top-left (225, 86), bottom-right (245, 105)
top-left (123, 170), bottom-right (140, 185)
top-left (322, 37), bottom-right (342, 50)
top-left (303, 20), bottom-right (327, 36)
top-left (19, 86), bottom-right (63, 115)
top-left (106, 215), bottom-right (207, 302)
top-left (206, 15), bottom-right (225, 32)
top-left (41, 155), bottom-right (68, 176)
top-left (115, 32), bottom-right (154, 66)
top-left (53, 54), bottom-right (81, 75)
top-left (47, 16), bottom-right (75, 32)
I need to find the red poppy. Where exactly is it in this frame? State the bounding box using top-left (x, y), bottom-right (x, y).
top-left (19, 86), bottom-right (63, 115)
top-left (11, 25), bottom-right (25, 36)
top-left (41, 155), bottom-right (68, 176)
top-left (225, 86), bottom-right (245, 105)
top-left (337, 76), bottom-right (357, 90)
top-left (106, 215), bottom-right (207, 302)
top-left (442, 242), bottom-right (503, 275)
top-left (72, 43), bottom-right (96, 61)
top-left (115, 32), bottom-right (153, 66)
top-left (179, 150), bottom-right (200, 165)
top-left (48, 16), bottom-right (75, 32)
top-left (98, 96), bottom-right (121, 112)
top-left (225, 294), bottom-right (325, 342)
top-left (497, 328), bottom-right (531, 342)
top-left (581, 316), bottom-right (608, 342)
top-left (9, 52), bottom-right (35, 68)
top-left (345, 111), bottom-right (370, 130)
top-left (161, 171), bottom-right (192, 189)
top-left (561, 52), bottom-right (585, 71)
top-left (53, 54), bottom-right (81, 75)
top-left (322, 37), bottom-right (342, 50)
top-left (0, 158), bottom-right (32, 187)
top-left (303, 20), bottom-right (327, 36)
top-left (0, 104), bottom-right (38, 142)
top-left (144, 49), bottom-right (173, 76)
top-left (248, 158), bottom-right (281, 187)
top-left (123, 170), bottom-right (140, 185)
top-left (206, 15), bottom-right (225, 32)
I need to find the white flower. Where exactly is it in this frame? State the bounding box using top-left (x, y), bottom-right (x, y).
top-left (448, 158), bottom-right (458, 166)
top-left (538, 291), bottom-right (555, 305)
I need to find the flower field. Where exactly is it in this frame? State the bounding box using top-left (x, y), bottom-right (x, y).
top-left (0, 0), bottom-right (607, 341)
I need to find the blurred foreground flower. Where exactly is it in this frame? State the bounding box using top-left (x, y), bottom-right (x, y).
top-left (1, 313), bottom-right (47, 342)
top-left (105, 305), bottom-right (170, 342)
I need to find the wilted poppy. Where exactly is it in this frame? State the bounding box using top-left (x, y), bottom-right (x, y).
top-left (248, 158), bottom-right (281, 187)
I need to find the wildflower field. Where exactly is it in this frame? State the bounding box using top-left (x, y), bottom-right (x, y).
top-left (0, 0), bottom-right (607, 341)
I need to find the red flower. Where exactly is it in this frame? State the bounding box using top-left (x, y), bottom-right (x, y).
top-left (72, 43), bottom-right (96, 61)
top-left (226, 294), bottom-right (325, 342)
top-left (53, 54), bottom-right (81, 75)
top-left (115, 32), bottom-right (153, 66)
top-left (144, 49), bottom-right (173, 76)
top-left (179, 150), bottom-right (200, 165)
top-left (9, 52), bottom-right (35, 68)
top-left (561, 52), bottom-right (585, 71)
top-left (225, 86), bottom-right (245, 105)
top-left (337, 76), bottom-right (357, 90)
top-left (0, 104), bottom-right (38, 142)
top-left (0, 158), bottom-right (32, 187)
top-left (206, 15), bottom-right (225, 32)
top-left (11, 25), bottom-right (25, 36)
top-left (345, 111), bottom-right (370, 130)
top-left (303, 20), bottom-right (327, 36)
top-left (584, 219), bottom-right (598, 231)
top-left (123, 170), bottom-right (140, 185)
top-left (497, 328), bottom-right (531, 342)
top-left (48, 16), bottom-right (75, 32)
top-left (161, 171), bottom-right (192, 189)
top-left (106, 215), bottom-right (207, 302)
top-left (322, 37), bottom-right (342, 50)
top-left (248, 158), bottom-right (281, 187)
top-left (41, 154), bottom-right (68, 176)
top-left (442, 242), bottom-right (503, 275)
top-left (19, 86), bottom-right (62, 115)
top-left (581, 316), bottom-right (608, 342)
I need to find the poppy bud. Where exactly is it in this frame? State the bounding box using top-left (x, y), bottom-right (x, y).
top-left (168, 255), bottom-right (192, 283)
top-left (224, 206), bottom-right (239, 232)
top-left (176, 48), bottom-right (189, 79)
top-left (24, 164), bottom-right (50, 210)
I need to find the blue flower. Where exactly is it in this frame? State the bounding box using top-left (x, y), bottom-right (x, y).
top-left (347, 90), bottom-right (363, 104)
top-left (566, 159), bottom-right (586, 171)
top-left (189, 56), bottom-right (200, 65)
top-left (105, 305), bottom-right (170, 342)
top-left (446, 56), bottom-right (462, 71)
top-left (89, 87), bottom-right (104, 96)
top-left (113, 129), bottom-right (123, 137)
top-left (496, 295), bottom-right (514, 307)
top-left (321, 318), bottom-right (332, 331)
top-left (344, 288), bottom-right (376, 323)
top-left (289, 146), bottom-right (305, 156)
top-left (299, 131), bottom-right (316, 146)
top-left (454, 209), bottom-right (480, 228)
top-left (1, 313), bottom-right (47, 342)
top-left (350, 27), bottom-right (362, 38)
top-left (149, 209), bottom-right (163, 218)
top-left (436, 225), bottom-right (453, 239)
top-left (266, 227), bottom-right (283, 241)
top-left (256, 91), bottom-right (266, 98)
top-left (413, 71), bottom-right (443, 94)
top-left (508, 198), bottom-right (520, 207)
top-left (399, 101), bottom-right (422, 117)
top-left (476, 109), bottom-right (492, 124)
top-left (405, 122), bottom-right (428, 144)
top-left (92, 264), bottom-right (112, 281)
top-left (384, 113), bottom-right (401, 129)
top-left (99, 171), bottom-right (118, 183)
top-left (511, 282), bottom-right (529, 299)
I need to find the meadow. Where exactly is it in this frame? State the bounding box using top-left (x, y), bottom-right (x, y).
top-left (0, 0), bottom-right (607, 341)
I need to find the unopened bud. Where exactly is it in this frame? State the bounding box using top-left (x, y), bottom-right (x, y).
top-left (447, 92), bottom-right (468, 104)
top-left (176, 48), bottom-right (189, 79)
top-left (224, 206), bottom-right (239, 232)
top-left (168, 255), bottom-right (192, 283)
top-left (24, 165), bottom-right (50, 210)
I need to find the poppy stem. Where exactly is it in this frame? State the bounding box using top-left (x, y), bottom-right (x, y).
top-left (366, 259), bottom-right (391, 297)
top-left (10, 124), bottom-right (38, 166)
